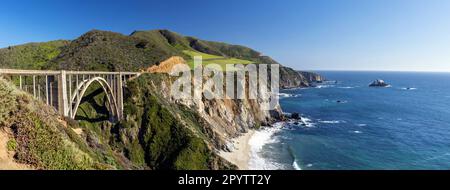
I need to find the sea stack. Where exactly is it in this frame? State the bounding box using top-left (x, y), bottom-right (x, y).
top-left (369, 79), bottom-right (390, 87)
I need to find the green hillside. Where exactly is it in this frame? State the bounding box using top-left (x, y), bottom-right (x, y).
top-left (183, 50), bottom-right (253, 69)
top-left (131, 30), bottom-right (255, 68)
top-left (0, 78), bottom-right (120, 169)
top-left (132, 30), bottom-right (261, 62)
top-left (0, 29), bottom-right (299, 74)
top-left (53, 30), bottom-right (184, 71)
top-left (130, 30), bottom-right (307, 81)
top-left (0, 40), bottom-right (69, 70)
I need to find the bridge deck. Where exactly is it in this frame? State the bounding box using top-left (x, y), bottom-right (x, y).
top-left (0, 69), bottom-right (139, 76)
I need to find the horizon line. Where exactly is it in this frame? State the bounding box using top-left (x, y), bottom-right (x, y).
top-left (301, 69), bottom-right (450, 73)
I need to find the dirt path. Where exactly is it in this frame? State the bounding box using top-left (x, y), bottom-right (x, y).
top-left (0, 129), bottom-right (32, 170)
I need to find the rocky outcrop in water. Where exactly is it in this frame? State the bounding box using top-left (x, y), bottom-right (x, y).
top-left (369, 79), bottom-right (390, 87)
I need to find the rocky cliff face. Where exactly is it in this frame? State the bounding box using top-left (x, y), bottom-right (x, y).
top-left (177, 87), bottom-right (283, 142)
top-left (280, 66), bottom-right (309, 88)
top-left (280, 66), bottom-right (324, 89)
top-left (114, 72), bottom-right (283, 169)
top-left (147, 72), bottom-right (283, 146)
top-left (145, 56), bottom-right (283, 141)
top-left (298, 71), bottom-right (325, 83)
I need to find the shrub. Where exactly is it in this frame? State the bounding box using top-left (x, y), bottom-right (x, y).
top-left (0, 78), bottom-right (18, 126)
top-left (7, 139), bottom-right (17, 151)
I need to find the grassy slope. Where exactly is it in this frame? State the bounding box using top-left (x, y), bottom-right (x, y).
top-left (53, 30), bottom-right (182, 71)
top-left (131, 30), bottom-right (254, 69)
top-left (151, 31), bottom-right (312, 86)
top-left (0, 40), bottom-right (69, 70)
top-left (183, 50), bottom-right (253, 69)
top-left (0, 78), bottom-right (122, 169)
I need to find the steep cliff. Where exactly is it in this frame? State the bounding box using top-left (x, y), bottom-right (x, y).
top-left (111, 74), bottom-right (236, 169)
top-left (280, 66), bottom-right (309, 88)
top-left (298, 71), bottom-right (325, 83)
top-left (113, 71), bottom-right (282, 168)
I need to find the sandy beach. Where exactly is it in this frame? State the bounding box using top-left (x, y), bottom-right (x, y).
top-left (219, 130), bottom-right (255, 170)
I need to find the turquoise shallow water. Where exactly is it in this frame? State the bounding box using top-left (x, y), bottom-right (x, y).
top-left (258, 71), bottom-right (450, 170)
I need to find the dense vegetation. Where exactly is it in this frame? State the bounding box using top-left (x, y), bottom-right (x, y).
top-left (0, 40), bottom-right (68, 70)
top-left (53, 30), bottom-right (182, 71)
top-left (0, 78), bottom-right (119, 169)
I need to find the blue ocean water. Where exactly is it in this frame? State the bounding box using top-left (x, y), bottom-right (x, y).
top-left (256, 71), bottom-right (450, 170)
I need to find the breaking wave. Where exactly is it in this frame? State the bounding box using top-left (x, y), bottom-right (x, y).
top-left (248, 123), bottom-right (284, 170)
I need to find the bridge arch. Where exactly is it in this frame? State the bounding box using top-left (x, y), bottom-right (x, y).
top-left (70, 77), bottom-right (120, 122)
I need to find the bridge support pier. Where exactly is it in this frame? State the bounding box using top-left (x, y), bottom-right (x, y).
top-left (117, 73), bottom-right (124, 120)
top-left (58, 70), bottom-right (69, 117)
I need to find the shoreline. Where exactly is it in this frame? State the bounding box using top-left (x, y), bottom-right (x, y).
top-left (219, 130), bottom-right (255, 170)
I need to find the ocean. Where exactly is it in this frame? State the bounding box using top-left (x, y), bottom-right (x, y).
top-left (248, 71), bottom-right (450, 170)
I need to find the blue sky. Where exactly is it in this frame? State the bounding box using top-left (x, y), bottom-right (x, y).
top-left (1, 0), bottom-right (450, 71)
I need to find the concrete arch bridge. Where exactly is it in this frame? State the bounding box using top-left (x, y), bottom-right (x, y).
top-left (0, 69), bottom-right (140, 121)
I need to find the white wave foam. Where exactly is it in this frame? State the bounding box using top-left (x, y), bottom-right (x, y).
top-left (286, 117), bottom-right (315, 128)
top-left (401, 87), bottom-right (417, 90)
top-left (248, 123), bottom-right (284, 170)
top-left (283, 87), bottom-right (307, 91)
top-left (315, 85), bottom-right (334, 89)
top-left (353, 130), bottom-right (363, 134)
top-left (357, 124), bottom-right (367, 127)
top-left (338, 86), bottom-right (355, 89)
top-left (319, 120), bottom-right (343, 124)
top-left (301, 117), bottom-right (315, 127)
top-left (279, 93), bottom-right (301, 99)
top-left (293, 160), bottom-right (302, 170)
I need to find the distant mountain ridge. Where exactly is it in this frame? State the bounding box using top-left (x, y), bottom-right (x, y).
top-left (0, 29), bottom-right (322, 88)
